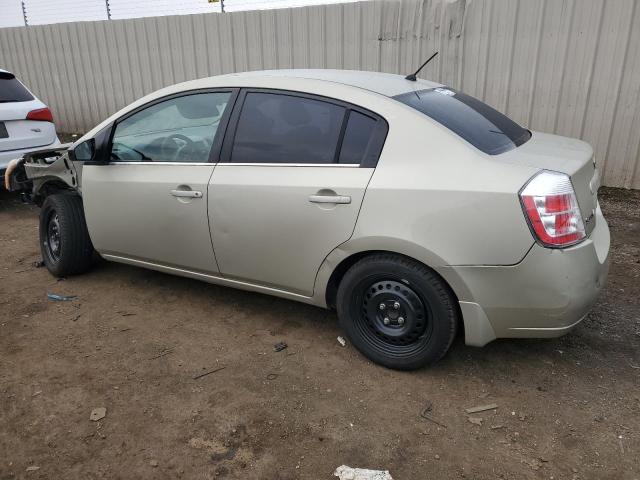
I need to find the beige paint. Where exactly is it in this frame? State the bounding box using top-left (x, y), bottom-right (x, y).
top-left (82, 163), bottom-right (220, 273)
top-left (208, 164), bottom-right (374, 295)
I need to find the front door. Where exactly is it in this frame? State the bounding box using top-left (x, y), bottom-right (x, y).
top-left (83, 90), bottom-right (234, 273)
top-left (209, 90), bottom-right (387, 295)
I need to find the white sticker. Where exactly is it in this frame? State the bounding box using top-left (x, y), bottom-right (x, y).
top-left (434, 88), bottom-right (455, 96)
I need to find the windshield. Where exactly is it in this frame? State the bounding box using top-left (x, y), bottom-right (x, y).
top-left (0, 72), bottom-right (34, 103)
top-left (393, 87), bottom-right (531, 155)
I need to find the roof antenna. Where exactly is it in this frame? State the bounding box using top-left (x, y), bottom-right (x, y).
top-left (405, 51), bottom-right (439, 81)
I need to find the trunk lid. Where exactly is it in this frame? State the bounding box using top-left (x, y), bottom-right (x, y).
top-left (0, 100), bottom-right (56, 152)
top-left (497, 131), bottom-right (599, 235)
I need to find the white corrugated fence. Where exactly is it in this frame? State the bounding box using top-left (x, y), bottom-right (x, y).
top-left (1, 0), bottom-right (639, 188)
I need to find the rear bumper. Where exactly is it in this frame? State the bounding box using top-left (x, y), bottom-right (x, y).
top-left (0, 138), bottom-right (60, 172)
top-left (452, 205), bottom-right (610, 346)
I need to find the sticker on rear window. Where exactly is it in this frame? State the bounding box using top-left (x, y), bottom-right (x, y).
top-left (434, 88), bottom-right (455, 96)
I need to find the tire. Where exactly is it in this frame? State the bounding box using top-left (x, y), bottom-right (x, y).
top-left (336, 254), bottom-right (458, 370)
top-left (39, 193), bottom-right (95, 277)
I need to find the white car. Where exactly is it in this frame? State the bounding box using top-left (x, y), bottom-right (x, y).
top-left (0, 69), bottom-right (59, 181)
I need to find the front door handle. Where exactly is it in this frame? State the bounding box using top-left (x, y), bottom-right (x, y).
top-left (170, 189), bottom-right (202, 198)
top-left (308, 194), bottom-right (351, 204)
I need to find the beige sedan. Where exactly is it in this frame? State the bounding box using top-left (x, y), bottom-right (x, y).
top-left (6, 70), bottom-right (610, 370)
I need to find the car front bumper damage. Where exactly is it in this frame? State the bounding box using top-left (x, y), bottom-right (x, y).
top-left (3, 143), bottom-right (73, 200)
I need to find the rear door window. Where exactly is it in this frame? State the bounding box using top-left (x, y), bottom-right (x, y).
top-left (0, 72), bottom-right (34, 103)
top-left (394, 87), bottom-right (530, 155)
top-left (230, 92), bottom-right (345, 164)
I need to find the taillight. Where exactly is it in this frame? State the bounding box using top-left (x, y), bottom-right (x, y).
top-left (519, 170), bottom-right (586, 247)
top-left (26, 107), bottom-right (53, 123)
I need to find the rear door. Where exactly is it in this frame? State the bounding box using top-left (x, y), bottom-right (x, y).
top-left (82, 90), bottom-right (236, 273)
top-left (0, 72), bottom-right (56, 153)
top-left (208, 89), bottom-right (387, 295)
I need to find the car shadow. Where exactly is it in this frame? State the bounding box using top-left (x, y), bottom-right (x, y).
top-left (86, 255), bottom-right (621, 379)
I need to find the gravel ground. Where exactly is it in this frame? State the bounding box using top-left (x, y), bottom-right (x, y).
top-left (0, 187), bottom-right (638, 480)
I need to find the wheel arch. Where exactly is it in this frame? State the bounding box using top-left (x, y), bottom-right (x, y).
top-left (316, 249), bottom-right (467, 346)
top-left (33, 178), bottom-right (77, 206)
top-left (316, 239), bottom-right (501, 348)
top-left (316, 237), bottom-right (473, 309)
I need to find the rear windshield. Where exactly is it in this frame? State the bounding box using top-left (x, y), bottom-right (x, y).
top-left (0, 72), bottom-right (34, 103)
top-left (393, 87), bottom-right (531, 155)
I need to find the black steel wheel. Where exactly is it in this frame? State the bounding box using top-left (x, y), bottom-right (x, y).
top-left (39, 194), bottom-right (95, 277)
top-left (337, 254), bottom-right (458, 370)
top-left (44, 212), bottom-right (62, 262)
top-left (358, 279), bottom-right (433, 353)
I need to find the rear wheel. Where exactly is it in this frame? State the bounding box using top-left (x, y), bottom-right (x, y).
top-left (39, 194), bottom-right (95, 277)
top-left (336, 254), bottom-right (458, 370)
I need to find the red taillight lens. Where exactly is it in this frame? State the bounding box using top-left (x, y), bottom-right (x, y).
top-left (26, 107), bottom-right (53, 123)
top-left (520, 171), bottom-right (586, 247)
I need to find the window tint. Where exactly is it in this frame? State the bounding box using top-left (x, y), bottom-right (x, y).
top-left (394, 87), bottom-right (531, 155)
top-left (0, 72), bottom-right (34, 103)
top-left (231, 92), bottom-right (345, 164)
top-left (338, 111), bottom-right (377, 164)
top-left (110, 92), bottom-right (231, 162)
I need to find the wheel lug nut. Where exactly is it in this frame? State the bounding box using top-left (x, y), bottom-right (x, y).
top-left (383, 317), bottom-right (390, 325)
top-left (379, 303), bottom-right (386, 310)
top-left (393, 301), bottom-right (400, 310)
top-left (398, 317), bottom-right (405, 325)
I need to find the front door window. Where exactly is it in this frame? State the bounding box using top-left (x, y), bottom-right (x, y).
top-left (110, 92), bottom-right (231, 163)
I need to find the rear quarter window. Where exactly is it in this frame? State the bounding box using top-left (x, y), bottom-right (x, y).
top-left (338, 111), bottom-right (378, 164)
top-left (0, 72), bottom-right (34, 103)
top-left (393, 87), bottom-right (530, 155)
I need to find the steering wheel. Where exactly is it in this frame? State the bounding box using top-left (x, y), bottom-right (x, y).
top-left (160, 134), bottom-right (197, 162)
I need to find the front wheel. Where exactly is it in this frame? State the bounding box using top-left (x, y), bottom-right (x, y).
top-left (336, 254), bottom-right (459, 370)
top-left (39, 194), bottom-right (95, 277)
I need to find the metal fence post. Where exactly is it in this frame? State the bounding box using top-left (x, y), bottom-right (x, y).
top-left (105, 0), bottom-right (111, 19)
top-left (21, 1), bottom-right (28, 26)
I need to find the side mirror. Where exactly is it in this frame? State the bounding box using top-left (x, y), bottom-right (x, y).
top-left (70, 139), bottom-right (95, 162)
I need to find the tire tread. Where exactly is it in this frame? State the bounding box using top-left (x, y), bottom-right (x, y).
top-left (40, 194), bottom-right (94, 277)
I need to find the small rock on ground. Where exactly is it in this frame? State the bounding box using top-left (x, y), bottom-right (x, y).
top-left (89, 407), bottom-right (106, 421)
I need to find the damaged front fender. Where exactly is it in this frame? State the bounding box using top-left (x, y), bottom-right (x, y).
top-left (4, 143), bottom-right (78, 203)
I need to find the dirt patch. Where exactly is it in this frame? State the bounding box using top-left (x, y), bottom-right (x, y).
top-left (0, 187), bottom-right (638, 479)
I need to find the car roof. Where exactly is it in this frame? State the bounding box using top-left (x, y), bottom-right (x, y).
top-left (205, 69), bottom-right (442, 97)
top-left (82, 69), bottom-right (443, 141)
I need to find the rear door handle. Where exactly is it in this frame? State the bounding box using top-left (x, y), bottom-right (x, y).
top-left (170, 189), bottom-right (202, 198)
top-left (308, 194), bottom-right (351, 204)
